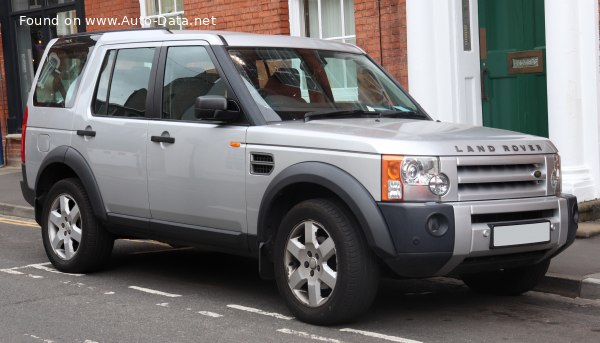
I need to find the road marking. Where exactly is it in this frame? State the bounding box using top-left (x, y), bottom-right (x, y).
top-left (104, 291), bottom-right (115, 295)
top-left (156, 302), bottom-right (170, 307)
top-left (27, 274), bottom-right (44, 279)
top-left (340, 328), bottom-right (423, 343)
top-left (28, 262), bottom-right (84, 276)
top-left (0, 262), bottom-right (83, 277)
top-left (198, 311), bottom-right (223, 318)
top-left (0, 217), bottom-right (39, 228)
top-left (23, 333), bottom-right (56, 343)
top-left (227, 304), bottom-right (293, 320)
top-left (124, 239), bottom-right (173, 247)
top-left (278, 329), bottom-right (343, 343)
top-left (129, 286), bottom-right (182, 298)
top-left (583, 277), bottom-right (600, 285)
top-left (0, 268), bottom-right (24, 275)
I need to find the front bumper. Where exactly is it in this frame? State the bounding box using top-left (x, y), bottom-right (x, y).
top-left (378, 194), bottom-right (578, 277)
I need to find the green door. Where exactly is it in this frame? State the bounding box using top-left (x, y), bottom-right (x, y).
top-left (479, 0), bottom-right (548, 137)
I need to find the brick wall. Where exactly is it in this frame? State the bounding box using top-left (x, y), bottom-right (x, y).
top-left (355, 0), bottom-right (408, 88)
top-left (184, 0), bottom-right (290, 35)
top-left (84, 0), bottom-right (141, 31)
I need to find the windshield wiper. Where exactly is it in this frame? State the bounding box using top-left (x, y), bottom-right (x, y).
top-left (378, 110), bottom-right (428, 120)
top-left (305, 109), bottom-right (428, 122)
top-left (304, 109), bottom-right (381, 122)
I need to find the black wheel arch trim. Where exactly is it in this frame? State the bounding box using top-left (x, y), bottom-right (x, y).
top-left (257, 161), bottom-right (396, 257)
top-left (35, 146), bottom-right (107, 223)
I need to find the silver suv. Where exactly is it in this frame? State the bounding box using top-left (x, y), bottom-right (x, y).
top-left (21, 29), bottom-right (578, 325)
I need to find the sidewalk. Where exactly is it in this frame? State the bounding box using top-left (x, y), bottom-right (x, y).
top-left (0, 166), bottom-right (598, 299)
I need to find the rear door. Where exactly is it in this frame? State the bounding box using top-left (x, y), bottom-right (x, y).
top-left (146, 41), bottom-right (248, 234)
top-left (71, 43), bottom-right (160, 218)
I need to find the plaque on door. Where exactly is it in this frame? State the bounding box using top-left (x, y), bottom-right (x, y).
top-left (507, 50), bottom-right (544, 74)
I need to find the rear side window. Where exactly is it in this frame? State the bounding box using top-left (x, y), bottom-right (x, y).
top-left (93, 48), bottom-right (156, 117)
top-left (34, 37), bottom-right (97, 108)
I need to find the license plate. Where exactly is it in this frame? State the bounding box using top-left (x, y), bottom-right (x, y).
top-left (491, 221), bottom-right (550, 248)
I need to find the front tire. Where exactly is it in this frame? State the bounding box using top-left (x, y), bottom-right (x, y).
top-left (274, 198), bottom-right (379, 325)
top-left (41, 178), bottom-right (114, 273)
top-left (461, 259), bottom-right (550, 295)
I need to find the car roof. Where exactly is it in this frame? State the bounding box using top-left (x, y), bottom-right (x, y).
top-left (82, 29), bottom-right (364, 54)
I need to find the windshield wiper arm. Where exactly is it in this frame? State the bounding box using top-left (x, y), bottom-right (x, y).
top-left (304, 109), bottom-right (381, 122)
top-left (378, 110), bottom-right (428, 120)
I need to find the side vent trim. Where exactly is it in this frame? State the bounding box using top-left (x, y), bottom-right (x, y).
top-left (250, 153), bottom-right (274, 175)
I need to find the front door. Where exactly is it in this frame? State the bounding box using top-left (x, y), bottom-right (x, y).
top-left (479, 0), bottom-right (548, 137)
top-left (146, 42), bottom-right (247, 233)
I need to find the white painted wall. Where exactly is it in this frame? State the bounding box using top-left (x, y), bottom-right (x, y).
top-left (406, 0), bottom-right (482, 125)
top-left (545, 0), bottom-right (600, 201)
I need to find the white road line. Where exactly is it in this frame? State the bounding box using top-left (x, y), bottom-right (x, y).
top-left (23, 333), bottom-right (56, 343)
top-left (340, 328), bottom-right (423, 343)
top-left (583, 277), bottom-right (600, 285)
top-left (227, 304), bottom-right (293, 320)
top-left (278, 328), bottom-right (343, 343)
top-left (27, 274), bottom-right (44, 279)
top-left (27, 263), bottom-right (84, 276)
top-left (124, 239), bottom-right (173, 247)
top-left (156, 302), bottom-right (170, 307)
top-left (198, 311), bottom-right (223, 318)
top-left (0, 268), bottom-right (24, 275)
top-left (104, 291), bottom-right (115, 295)
top-left (128, 286), bottom-right (182, 298)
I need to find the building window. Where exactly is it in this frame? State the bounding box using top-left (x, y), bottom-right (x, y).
top-left (139, 0), bottom-right (184, 30)
top-left (304, 0), bottom-right (355, 44)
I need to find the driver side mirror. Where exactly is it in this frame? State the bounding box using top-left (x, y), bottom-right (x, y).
top-left (194, 95), bottom-right (241, 123)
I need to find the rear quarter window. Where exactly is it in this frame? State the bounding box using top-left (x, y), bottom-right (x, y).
top-left (34, 36), bottom-right (97, 108)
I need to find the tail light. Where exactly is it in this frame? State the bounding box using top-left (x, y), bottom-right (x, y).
top-left (21, 106), bottom-right (28, 163)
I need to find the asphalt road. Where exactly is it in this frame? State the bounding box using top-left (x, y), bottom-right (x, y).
top-left (1, 215), bottom-right (599, 343)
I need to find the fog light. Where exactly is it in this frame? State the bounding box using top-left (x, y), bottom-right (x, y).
top-left (426, 213), bottom-right (448, 237)
top-left (428, 174), bottom-right (449, 196)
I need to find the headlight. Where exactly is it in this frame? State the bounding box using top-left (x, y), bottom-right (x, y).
top-left (551, 154), bottom-right (561, 195)
top-left (382, 155), bottom-right (450, 201)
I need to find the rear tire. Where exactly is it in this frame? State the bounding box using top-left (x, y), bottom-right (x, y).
top-left (274, 198), bottom-right (379, 325)
top-left (461, 259), bottom-right (550, 295)
top-left (41, 178), bottom-right (114, 273)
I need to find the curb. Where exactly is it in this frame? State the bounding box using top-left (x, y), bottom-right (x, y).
top-left (536, 272), bottom-right (600, 300)
top-left (0, 202), bottom-right (35, 220)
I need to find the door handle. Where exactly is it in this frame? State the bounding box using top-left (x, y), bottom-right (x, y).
top-left (151, 136), bottom-right (175, 144)
top-left (76, 129), bottom-right (96, 137)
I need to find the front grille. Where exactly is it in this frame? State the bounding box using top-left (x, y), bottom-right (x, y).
top-left (471, 209), bottom-right (556, 224)
top-left (456, 155), bottom-right (548, 201)
top-left (250, 153), bottom-right (274, 175)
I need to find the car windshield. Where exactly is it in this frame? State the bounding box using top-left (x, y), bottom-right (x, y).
top-left (228, 47), bottom-right (423, 122)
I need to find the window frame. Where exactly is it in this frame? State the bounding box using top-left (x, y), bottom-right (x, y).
top-left (288, 0), bottom-right (356, 43)
top-left (139, 0), bottom-right (185, 30)
top-left (90, 43), bottom-right (161, 119)
top-left (152, 41), bottom-right (249, 125)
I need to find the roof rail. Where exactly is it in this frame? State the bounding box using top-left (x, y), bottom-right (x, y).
top-left (58, 27), bottom-right (172, 39)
